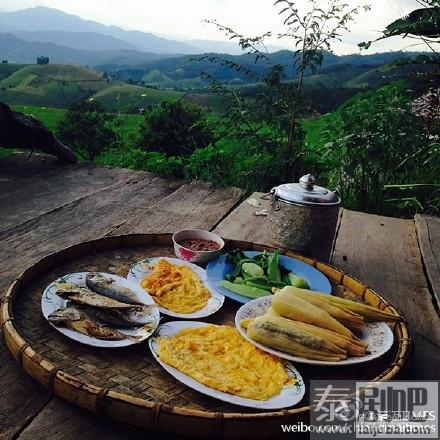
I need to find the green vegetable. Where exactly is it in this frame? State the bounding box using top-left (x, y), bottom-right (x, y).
top-left (287, 272), bottom-right (309, 289)
top-left (242, 262), bottom-right (264, 278)
top-left (221, 281), bottom-right (269, 299)
top-left (223, 248), bottom-right (311, 294)
top-left (267, 250), bottom-right (282, 283)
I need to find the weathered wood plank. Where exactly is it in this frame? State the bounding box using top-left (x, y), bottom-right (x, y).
top-left (112, 182), bottom-right (245, 235)
top-left (0, 343), bottom-right (51, 440)
top-left (0, 173), bottom-right (182, 440)
top-left (332, 209), bottom-right (440, 379)
top-left (0, 175), bottom-right (180, 289)
top-left (213, 192), bottom-right (268, 242)
top-left (15, 397), bottom-right (144, 440)
top-left (0, 164), bottom-right (141, 232)
top-left (0, 153), bottom-right (60, 188)
top-left (415, 214), bottom-right (440, 309)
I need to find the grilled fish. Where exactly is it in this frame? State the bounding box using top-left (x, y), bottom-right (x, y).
top-left (77, 304), bottom-right (158, 328)
top-left (86, 273), bottom-right (144, 305)
top-left (48, 307), bottom-right (140, 341)
top-left (56, 286), bottom-right (135, 309)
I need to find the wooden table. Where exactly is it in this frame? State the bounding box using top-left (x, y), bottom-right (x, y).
top-left (1, 154), bottom-right (439, 440)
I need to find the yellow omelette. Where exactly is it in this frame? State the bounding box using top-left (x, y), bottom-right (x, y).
top-left (157, 325), bottom-right (288, 400)
top-left (141, 259), bottom-right (211, 313)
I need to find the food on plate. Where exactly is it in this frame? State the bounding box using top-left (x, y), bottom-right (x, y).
top-left (56, 285), bottom-right (136, 310)
top-left (76, 304), bottom-right (157, 328)
top-left (141, 259), bottom-right (211, 313)
top-left (157, 324), bottom-right (288, 400)
top-left (284, 287), bottom-right (365, 326)
top-left (48, 306), bottom-right (141, 341)
top-left (281, 286), bottom-right (401, 322)
top-left (221, 280), bottom-right (270, 299)
top-left (265, 307), bottom-right (366, 357)
top-left (272, 288), bottom-right (354, 338)
top-left (221, 250), bottom-right (309, 299)
top-left (243, 315), bottom-right (349, 362)
top-left (240, 285), bottom-right (399, 362)
top-left (86, 272), bottom-right (144, 305)
top-left (178, 239), bottom-right (221, 252)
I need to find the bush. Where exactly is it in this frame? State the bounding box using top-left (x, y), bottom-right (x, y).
top-left (58, 100), bottom-right (115, 161)
top-left (139, 100), bottom-right (215, 156)
top-left (184, 137), bottom-right (287, 192)
top-left (309, 81), bottom-right (438, 215)
top-left (95, 148), bottom-right (184, 178)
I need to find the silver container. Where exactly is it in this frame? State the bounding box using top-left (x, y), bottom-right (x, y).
top-left (266, 174), bottom-right (341, 262)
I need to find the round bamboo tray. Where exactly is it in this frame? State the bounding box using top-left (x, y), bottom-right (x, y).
top-left (1, 234), bottom-right (410, 439)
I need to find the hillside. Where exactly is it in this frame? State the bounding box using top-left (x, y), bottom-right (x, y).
top-left (0, 33), bottom-right (166, 66)
top-left (0, 64), bottom-right (183, 111)
top-left (108, 50), bottom-right (427, 88)
top-left (0, 64), bottom-right (108, 106)
top-left (91, 84), bottom-right (183, 113)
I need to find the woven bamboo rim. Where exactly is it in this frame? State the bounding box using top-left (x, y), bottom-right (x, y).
top-left (1, 234), bottom-right (410, 439)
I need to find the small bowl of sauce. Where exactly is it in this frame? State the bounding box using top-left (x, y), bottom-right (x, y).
top-left (173, 229), bottom-right (225, 264)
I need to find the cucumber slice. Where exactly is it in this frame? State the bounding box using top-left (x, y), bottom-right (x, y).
top-left (287, 272), bottom-right (309, 289)
top-left (242, 262), bottom-right (264, 278)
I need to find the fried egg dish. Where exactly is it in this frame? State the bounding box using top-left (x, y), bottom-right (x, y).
top-left (157, 324), bottom-right (288, 400)
top-left (141, 259), bottom-right (211, 313)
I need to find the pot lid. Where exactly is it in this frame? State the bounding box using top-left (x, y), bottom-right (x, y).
top-left (271, 174), bottom-right (341, 207)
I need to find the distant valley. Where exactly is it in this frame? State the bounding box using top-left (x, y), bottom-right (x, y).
top-left (0, 6), bottom-right (432, 114)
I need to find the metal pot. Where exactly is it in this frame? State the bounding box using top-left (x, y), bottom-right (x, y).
top-left (265, 174), bottom-right (341, 262)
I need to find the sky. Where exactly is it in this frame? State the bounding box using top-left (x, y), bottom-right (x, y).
top-left (0, 0), bottom-right (430, 54)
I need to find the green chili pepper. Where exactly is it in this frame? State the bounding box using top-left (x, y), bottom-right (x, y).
top-left (267, 250), bottom-right (282, 283)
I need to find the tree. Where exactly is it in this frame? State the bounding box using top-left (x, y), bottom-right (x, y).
top-left (139, 100), bottom-right (215, 156)
top-left (360, 0), bottom-right (440, 51)
top-left (58, 100), bottom-right (115, 161)
top-left (37, 56), bottom-right (49, 65)
top-left (203, 0), bottom-right (369, 181)
top-left (320, 82), bottom-right (434, 214)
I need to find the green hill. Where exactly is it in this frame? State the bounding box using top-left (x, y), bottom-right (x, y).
top-left (91, 83), bottom-right (183, 113)
top-left (0, 64), bottom-right (108, 106)
top-left (0, 63), bottom-right (24, 80)
top-left (345, 63), bottom-right (435, 89)
top-left (0, 64), bottom-right (183, 112)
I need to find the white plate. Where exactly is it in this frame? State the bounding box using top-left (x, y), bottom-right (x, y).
top-left (41, 272), bottom-right (160, 348)
top-left (235, 296), bottom-right (394, 366)
top-left (149, 321), bottom-right (305, 409)
top-left (127, 257), bottom-right (224, 319)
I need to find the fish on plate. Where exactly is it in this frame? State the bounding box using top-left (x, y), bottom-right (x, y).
top-left (56, 285), bottom-right (136, 310)
top-left (73, 304), bottom-right (158, 328)
top-left (48, 306), bottom-right (141, 341)
top-left (86, 272), bottom-right (144, 305)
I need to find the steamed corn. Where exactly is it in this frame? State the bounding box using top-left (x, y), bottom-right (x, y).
top-left (246, 315), bottom-right (348, 362)
top-left (272, 289), bottom-right (354, 338)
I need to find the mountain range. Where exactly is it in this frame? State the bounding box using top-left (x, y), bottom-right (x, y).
top-left (0, 6), bottom-right (276, 55)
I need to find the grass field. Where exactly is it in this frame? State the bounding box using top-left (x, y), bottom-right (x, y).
top-left (92, 83), bottom-right (183, 113)
top-left (1, 104), bottom-right (145, 159)
top-left (10, 104), bottom-right (144, 134)
top-left (0, 64), bottom-right (109, 107)
top-left (0, 64), bottom-right (184, 113)
top-left (12, 105), bottom-right (66, 132)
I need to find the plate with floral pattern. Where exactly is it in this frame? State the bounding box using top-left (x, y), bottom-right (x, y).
top-left (127, 257), bottom-right (224, 319)
top-left (149, 320), bottom-right (305, 409)
top-left (41, 272), bottom-right (160, 348)
top-left (235, 296), bottom-right (394, 366)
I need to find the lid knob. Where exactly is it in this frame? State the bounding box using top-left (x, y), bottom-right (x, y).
top-left (299, 174), bottom-right (316, 190)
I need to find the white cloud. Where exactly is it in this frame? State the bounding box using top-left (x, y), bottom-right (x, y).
top-left (0, 0), bottom-right (435, 54)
